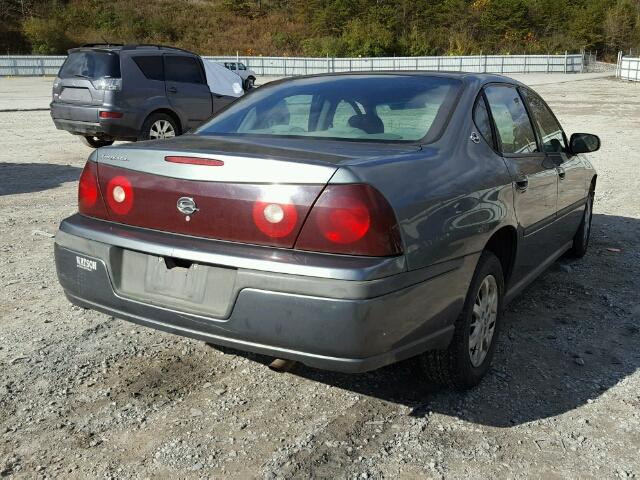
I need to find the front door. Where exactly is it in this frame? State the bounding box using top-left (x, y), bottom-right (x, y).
top-left (520, 88), bottom-right (587, 243)
top-left (163, 55), bottom-right (212, 128)
top-left (484, 84), bottom-right (559, 287)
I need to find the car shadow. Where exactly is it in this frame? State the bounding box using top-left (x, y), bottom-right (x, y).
top-left (215, 212), bottom-right (639, 427)
top-left (0, 162), bottom-right (81, 196)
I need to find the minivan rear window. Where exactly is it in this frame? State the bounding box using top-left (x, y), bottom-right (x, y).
top-left (59, 51), bottom-right (121, 80)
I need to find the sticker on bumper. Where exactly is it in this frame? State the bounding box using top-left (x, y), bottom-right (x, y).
top-left (76, 255), bottom-right (97, 272)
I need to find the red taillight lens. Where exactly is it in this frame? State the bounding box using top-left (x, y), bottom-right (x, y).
top-left (78, 161), bottom-right (108, 218)
top-left (99, 111), bottom-right (123, 119)
top-left (295, 184), bottom-right (402, 256)
top-left (252, 201), bottom-right (298, 238)
top-left (106, 175), bottom-right (134, 215)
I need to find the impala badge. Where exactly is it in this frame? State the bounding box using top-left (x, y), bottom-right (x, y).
top-left (177, 197), bottom-right (198, 220)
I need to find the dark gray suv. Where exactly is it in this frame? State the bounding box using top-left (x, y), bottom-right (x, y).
top-left (50, 44), bottom-right (235, 147)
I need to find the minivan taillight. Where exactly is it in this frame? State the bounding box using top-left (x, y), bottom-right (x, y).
top-left (78, 161), bottom-right (108, 218)
top-left (92, 77), bottom-right (122, 91)
top-left (295, 184), bottom-right (403, 256)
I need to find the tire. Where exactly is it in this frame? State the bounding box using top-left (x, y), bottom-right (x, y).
top-left (419, 251), bottom-right (505, 390)
top-left (139, 112), bottom-right (180, 141)
top-left (568, 189), bottom-right (594, 258)
top-left (244, 76), bottom-right (255, 90)
top-left (80, 136), bottom-right (114, 148)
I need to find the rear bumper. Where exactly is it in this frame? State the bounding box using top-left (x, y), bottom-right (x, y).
top-left (50, 103), bottom-right (138, 140)
top-left (54, 215), bottom-right (477, 372)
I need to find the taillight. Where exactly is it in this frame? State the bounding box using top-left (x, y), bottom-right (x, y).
top-left (295, 184), bottom-right (402, 256)
top-left (252, 201), bottom-right (298, 238)
top-left (99, 111), bottom-right (123, 119)
top-left (106, 175), bottom-right (134, 215)
top-left (78, 161), bottom-right (108, 218)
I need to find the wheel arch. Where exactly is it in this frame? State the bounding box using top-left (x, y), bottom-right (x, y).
top-left (143, 108), bottom-right (183, 135)
top-left (483, 225), bottom-right (517, 286)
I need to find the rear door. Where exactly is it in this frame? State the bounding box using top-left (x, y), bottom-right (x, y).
top-left (483, 84), bottom-right (559, 286)
top-left (520, 88), bottom-right (587, 242)
top-left (163, 55), bottom-right (213, 128)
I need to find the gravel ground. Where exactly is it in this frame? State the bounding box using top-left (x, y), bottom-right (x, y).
top-left (0, 76), bottom-right (639, 479)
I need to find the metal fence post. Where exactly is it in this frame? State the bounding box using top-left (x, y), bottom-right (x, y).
top-left (546, 54), bottom-right (550, 73)
top-left (500, 56), bottom-right (504, 74)
top-left (523, 55), bottom-right (527, 73)
top-left (459, 57), bottom-right (463, 72)
top-left (564, 51), bottom-right (568, 73)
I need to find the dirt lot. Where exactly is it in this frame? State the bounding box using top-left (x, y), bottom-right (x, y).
top-left (0, 75), bottom-right (639, 479)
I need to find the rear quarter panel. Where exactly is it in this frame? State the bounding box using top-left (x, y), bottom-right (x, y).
top-left (333, 78), bottom-right (517, 271)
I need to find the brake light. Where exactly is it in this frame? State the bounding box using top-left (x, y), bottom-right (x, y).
top-left (165, 156), bottom-right (224, 166)
top-left (78, 161), bottom-right (108, 218)
top-left (99, 111), bottom-right (123, 119)
top-left (295, 184), bottom-right (402, 256)
top-left (106, 175), bottom-right (134, 215)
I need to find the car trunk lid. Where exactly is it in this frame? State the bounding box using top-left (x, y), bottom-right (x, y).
top-left (92, 136), bottom-right (341, 248)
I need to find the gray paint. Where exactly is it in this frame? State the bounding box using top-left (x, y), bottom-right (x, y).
top-left (54, 72), bottom-right (598, 372)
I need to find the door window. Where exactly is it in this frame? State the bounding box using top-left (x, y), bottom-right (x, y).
top-left (473, 94), bottom-right (495, 149)
top-left (484, 85), bottom-right (539, 154)
top-left (521, 89), bottom-right (567, 153)
top-left (164, 56), bottom-right (204, 84)
top-left (132, 56), bottom-right (164, 81)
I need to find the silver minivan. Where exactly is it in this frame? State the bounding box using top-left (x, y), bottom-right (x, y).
top-left (51, 44), bottom-right (236, 147)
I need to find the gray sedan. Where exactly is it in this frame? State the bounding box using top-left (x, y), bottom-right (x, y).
top-left (54, 72), bottom-right (600, 389)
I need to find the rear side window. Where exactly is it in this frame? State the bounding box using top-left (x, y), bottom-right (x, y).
top-left (473, 94), bottom-right (495, 149)
top-left (521, 89), bottom-right (567, 153)
top-left (133, 56), bottom-right (164, 81)
top-left (484, 85), bottom-right (539, 154)
top-left (164, 56), bottom-right (204, 84)
top-left (59, 51), bottom-right (121, 79)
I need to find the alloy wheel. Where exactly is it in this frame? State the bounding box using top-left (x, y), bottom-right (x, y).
top-left (149, 119), bottom-right (176, 139)
top-left (469, 274), bottom-right (498, 367)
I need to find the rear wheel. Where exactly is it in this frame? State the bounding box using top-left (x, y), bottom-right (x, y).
top-left (568, 189), bottom-right (594, 258)
top-left (419, 251), bottom-right (504, 390)
top-left (139, 113), bottom-right (180, 141)
top-left (244, 76), bottom-right (255, 90)
top-left (80, 136), bottom-right (114, 148)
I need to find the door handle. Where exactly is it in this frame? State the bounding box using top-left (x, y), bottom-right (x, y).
top-left (167, 86), bottom-right (178, 94)
top-left (515, 174), bottom-right (529, 192)
top-left (557, 166), bottom-right (566, 180)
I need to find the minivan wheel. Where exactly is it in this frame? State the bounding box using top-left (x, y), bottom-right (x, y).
top-left (140, 113), bottom-right (180, 141)
top-left (80, 136), bottom-right (114, 148)
top-left (419, 251), bottom-right (504, 390)
top-left (245, 77), bottom-right (255, 90)
top-left (568, 190), bottom-right (594, 258)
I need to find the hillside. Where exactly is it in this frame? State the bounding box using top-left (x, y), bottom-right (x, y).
top-left (1, 0), bottom-right (639, 59)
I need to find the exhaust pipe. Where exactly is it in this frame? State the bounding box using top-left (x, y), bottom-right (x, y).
top-left (268, 358), bottom-right (297, 372)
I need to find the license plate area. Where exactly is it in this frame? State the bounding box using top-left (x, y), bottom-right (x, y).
top-left (112, 248), bottom-right (237, 318)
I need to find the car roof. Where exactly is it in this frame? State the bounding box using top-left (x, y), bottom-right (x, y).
top-left (264, 71), bottom-right (524, 89)
top-left (68, 44), bottom-right (198, 56)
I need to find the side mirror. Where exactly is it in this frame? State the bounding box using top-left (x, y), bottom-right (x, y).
top-left (570, 133), bottom-right (600, 154)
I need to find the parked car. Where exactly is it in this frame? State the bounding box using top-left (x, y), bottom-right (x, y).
top-left (54, 72), bottom-right (600, 389)
top-left (223, 62), bottom-right (257, 90)
top-left (50, 44), bottom-right (243, 148)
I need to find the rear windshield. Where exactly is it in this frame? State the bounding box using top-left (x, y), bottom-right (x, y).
top-left (196, 75), bottom-right (461, 143)
top-left (59, 51), bottom-right (121, 80)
